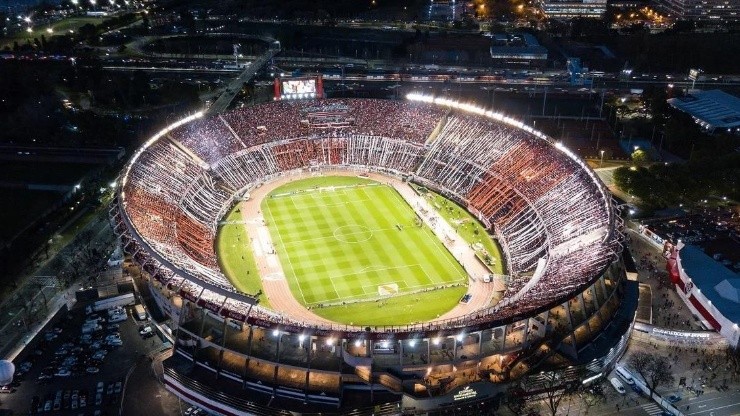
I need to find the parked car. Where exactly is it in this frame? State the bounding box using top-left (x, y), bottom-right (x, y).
top-left (114, 381), bottom-right (122, 394)
top-left (55, 369), bottom-right (71, 377)
top-left (107, 339), bottom-right (123, 347)
top-left (86, 367), bottom-right (100, 374)
top-left (610, 377), bottom-right (626, 394)
top-left (96, 382), bottom-right (104, 394)
top-left (139, 325), bottom-right (153, 336)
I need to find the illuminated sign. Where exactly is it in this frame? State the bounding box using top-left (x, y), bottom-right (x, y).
top-left (652, 328), bottom-right (711, 339)
top-left (453, 386), bottom-right (478, 401)
top-left (281, 79), bottom-right (316, 99)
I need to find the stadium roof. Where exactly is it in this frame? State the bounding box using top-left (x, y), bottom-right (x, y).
top-left (667, 90), bottom-right (740, 133)
top-left (489, 33), bottom-right (548, 60)
top-left (680, 244), bottom-right (740, 323)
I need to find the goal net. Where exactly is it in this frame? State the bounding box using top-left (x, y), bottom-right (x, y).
top-left (378, 283), bottom-right (399, 296)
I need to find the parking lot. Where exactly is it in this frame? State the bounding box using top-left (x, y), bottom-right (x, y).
top-left (2, 300), bottom-right (166, 415)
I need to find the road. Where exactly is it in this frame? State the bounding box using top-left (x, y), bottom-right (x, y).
top-left (207, 47), bottom-right (280, 114)
top-left (684, 390), bottom-right (740, 416)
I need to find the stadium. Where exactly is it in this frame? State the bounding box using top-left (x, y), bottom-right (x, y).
top-left (110, 94), bottom-right (631, 414)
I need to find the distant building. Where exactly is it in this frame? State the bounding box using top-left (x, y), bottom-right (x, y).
top-left (538, 0), bottom-right (608, 18)
top-left (428, 0), bottom-right (459, 21)
top-left (608, 0), bottom-right (649, 8)
top-left (488, 33), bottom-right (548, 68)
top-left (667, 89), bottom-right (740, 134)
top-left (657, 0), bottom-right (739, 23)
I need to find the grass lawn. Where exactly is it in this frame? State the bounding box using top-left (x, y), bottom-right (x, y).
top-left (3, 16), bottom-right (105, 46)
top-left (262, 176), bottom-right (468, 326)
top-left (411, 184), bottom-right (506, 275)
top-left (215, 206), bottom-right (270, 307)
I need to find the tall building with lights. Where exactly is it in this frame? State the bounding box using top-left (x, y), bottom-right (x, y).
top-left (658, 0), bottom-right (739, 23)
top-left (538, 0), bottom-right (608, 18)
top-left (429, 0), bottom-right (458, 21)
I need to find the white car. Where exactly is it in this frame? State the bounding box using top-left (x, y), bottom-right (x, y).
top-left (610, 377), bottom-right (626, 394)
top-left (96, 382), bottom-right (105, 394)
top-left (55, 369), bottom-right (71, 377)
top-left (139, 325), bottom-right (153, 336)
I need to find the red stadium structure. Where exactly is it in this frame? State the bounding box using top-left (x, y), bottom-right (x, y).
top-left (111, 96), bottom-right (631, 415)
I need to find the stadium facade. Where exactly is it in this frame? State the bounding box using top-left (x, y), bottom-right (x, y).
top-left (657, 0), bottom-right (739, 23)
top-left (537, 0), bottom-right (608, 19)
top-left (111, 96), bottom-right (633, 414)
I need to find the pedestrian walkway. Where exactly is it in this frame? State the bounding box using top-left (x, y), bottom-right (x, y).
top-left (3, 282), bottom-right (80, 361)
top-left (642, 402), bottom-right (664, 415)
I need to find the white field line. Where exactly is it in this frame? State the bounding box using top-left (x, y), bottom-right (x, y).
top-left (288, 192), bottom-right (369, 209)
top-left (309, 278), bottom-right (448, 305)
top-left (280, 226), bottom-right (395, 246)
top-left (387, 188), bottom-right (468, 283)
top-left (263, 201), bottom-right (308, 305)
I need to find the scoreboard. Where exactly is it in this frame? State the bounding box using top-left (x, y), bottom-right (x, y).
top-left (274, 76), bottom-right (324, 100)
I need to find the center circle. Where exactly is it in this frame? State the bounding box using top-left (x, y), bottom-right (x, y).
top-left (333, 225), bottom-right (373, 243)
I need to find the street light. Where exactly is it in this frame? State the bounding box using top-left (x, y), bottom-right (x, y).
top-left (599, 150), bottom-right (605, 167)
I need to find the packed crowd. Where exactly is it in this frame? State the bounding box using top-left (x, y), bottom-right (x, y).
top-left (169, 116), bottom-right (247, 166)
top-left (114, 98), bottom-right (618, 331)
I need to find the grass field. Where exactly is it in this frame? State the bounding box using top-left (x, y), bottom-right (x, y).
top-left (216, 207), bottom-right (270, 307)
top-left (411, 184), bottom-right (506, 275)
top-left (261, 176), bottom-right (468, 326)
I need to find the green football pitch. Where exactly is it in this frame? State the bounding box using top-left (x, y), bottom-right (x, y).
top-left (261, 176), bottom-right (469, 326)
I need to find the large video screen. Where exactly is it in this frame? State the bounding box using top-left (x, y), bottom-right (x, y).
top-left (281, 79), bottom-right (317, 98)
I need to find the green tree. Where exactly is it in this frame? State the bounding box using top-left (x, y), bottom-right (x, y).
top-left (631, 149), bottom-right (649, 166)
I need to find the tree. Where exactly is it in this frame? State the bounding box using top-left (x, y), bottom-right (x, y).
top-left (578, 382), bottom-right (606, 413)
top-left (724, 346), bottom-right (740, 381)
top-left (544, 371), bottom-right (578, 416)
top-left (631, 149), bottom-right (649, 167)
top-left (504, 385), bottom-right (526, 415)
top-left (628, 352), bottom-right (675, 398)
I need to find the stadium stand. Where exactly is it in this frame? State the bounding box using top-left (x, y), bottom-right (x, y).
top-left (114, 98), bottom-right (620, 333)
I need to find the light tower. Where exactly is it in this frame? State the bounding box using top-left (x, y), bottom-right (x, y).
top-left (233, 43), bottom-right (241, 66)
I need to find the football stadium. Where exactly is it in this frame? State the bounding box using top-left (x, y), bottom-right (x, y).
top-left (111, 95), bottom-right (632, 414)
